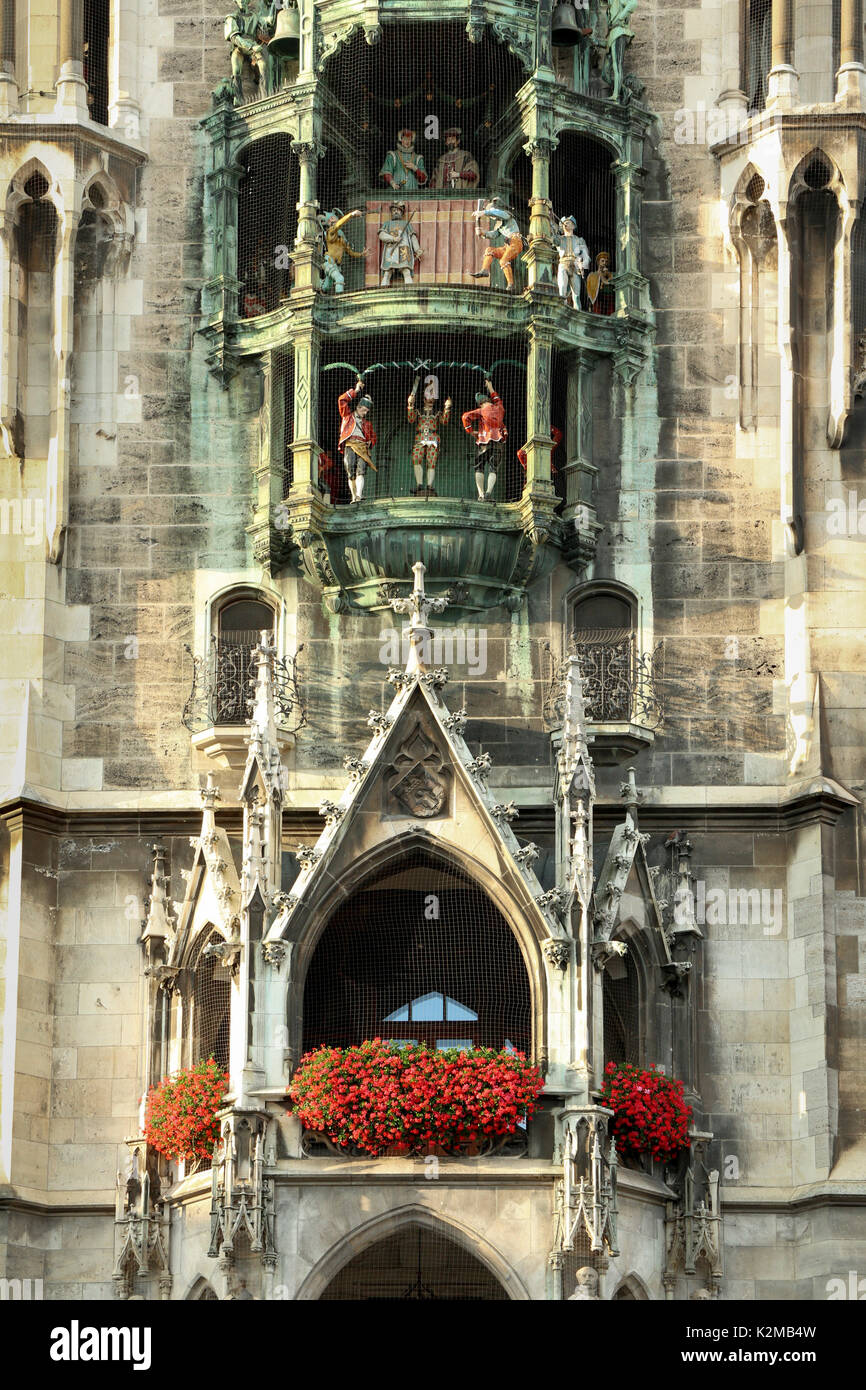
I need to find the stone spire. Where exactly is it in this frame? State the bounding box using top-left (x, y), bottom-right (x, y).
top-left (241, 630), bottom-right (286, 803)
top-left (239, 632), bottom-right (286, 906)
top-left (141, 842), bottom-right (176, 947)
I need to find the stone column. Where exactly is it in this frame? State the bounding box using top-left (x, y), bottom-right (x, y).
top-left (0, 0), bottom-right (17, 114)
top-left (836, 0), bottom-right (866, 104)
top-left (716, 0), bottom-right (748, 119)
top-left (612, 153), bottom-right (648, 317)
top-left (766, 0), bottom-right (799, 108)
top-left (289, 323), bottom-right (321, 496)
top-left (523, 137), bottom-right (558, 295)
top-left (291, 139), bottom-right (324, 295)
top-left (56, 0), bottom-right (88, 114)
top-left (523, 319), bottom-right (556, 494)
top-left (203, 162), bottom-right (243, 323)
top-left (110, 0), bottom-right (143, 136)
top-left (560, 351), bottom-right (598, 568)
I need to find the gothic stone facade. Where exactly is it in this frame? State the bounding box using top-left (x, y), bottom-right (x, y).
top-left (0, 0), bottom-right (865, 1301)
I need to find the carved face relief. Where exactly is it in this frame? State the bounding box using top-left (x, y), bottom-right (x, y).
top-left (386, 723), bottom-right (449, 818)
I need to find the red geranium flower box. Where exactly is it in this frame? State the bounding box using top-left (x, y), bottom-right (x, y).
top-left (143, 1058), bottom-right (229, 1161)
top-left (287, 1039), bottom-right (544, 1157)
top-left (600, 1061), bottom-right (692, 1164)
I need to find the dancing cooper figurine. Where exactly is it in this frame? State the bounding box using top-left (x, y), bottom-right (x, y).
top-left (407, 374), bottom-right (452, 497)
top-left (461, 378), bottom-right (507, 502)
top-left (338, 378), bottom-right (377, 503)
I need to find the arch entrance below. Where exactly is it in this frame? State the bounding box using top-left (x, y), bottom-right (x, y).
top-left (319, 1223), bottom-right (510, 1301)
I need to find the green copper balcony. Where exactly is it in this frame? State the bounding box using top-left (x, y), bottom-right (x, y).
top-left (276, 492), bottom-right (577, 615)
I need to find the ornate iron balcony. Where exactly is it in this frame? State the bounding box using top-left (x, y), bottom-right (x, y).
top-left (182, 632), bottom-right (305, 734)
top-left (545, 630), bottom-right (663, 763)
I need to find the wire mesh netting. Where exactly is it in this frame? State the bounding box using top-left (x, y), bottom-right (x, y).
top-left (238, 135), bottom-right (297, 317)
top-left (318, 328), bottom-right (528, 503)
top-left (83, 0), bottom-right (110, 125)
top-left (302, 849), bottom-right (531, 1055)
top-left (743, 0), bottom-right (772, 111)
top-left (190, 929), bottom-right (232, 1074)
top-left (230, 21), bottom-right (620, 503)
top-left (320, 1225), bottom-right (509, 1300)
top-left (603, 950), bottom-right (640, 1066)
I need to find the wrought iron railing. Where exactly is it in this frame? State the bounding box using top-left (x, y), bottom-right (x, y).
top-left (182, 631), bottom-right (305, 734)
top-left (544, 630), bottom-right (663, 731)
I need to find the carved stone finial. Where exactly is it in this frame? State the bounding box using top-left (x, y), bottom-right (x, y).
top-left (367, 710), bottom-right (392, 736)
top-left (262, 941), bottom-right (288, 967)
top-left (343, 756), bottom-right (369, 782)
top-left (514, 842), bottom-right (540, 868)
top-left (591, 939), bottom-right (628, 972)
top-left (542, 939), bottom-right (570, 971)
top-left (294, 844), bottom-right (321, 871)
top-left (443, 708), bottom-right (468, 735)
top-left (467, 751), bottom-right (492, 783)
top-left (385, 561), bottom-right (449, 677)
top-left (536, 887), bottom-right (565, 915)
top-left (201, 772), bottom-right (220, 808)
top-left (620, 766), bottom-right (642, 811)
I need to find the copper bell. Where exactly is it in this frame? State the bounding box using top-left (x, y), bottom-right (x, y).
top-left (268, 2), bottom-right (300, 60)
top-left (551, 2), bottom-right (582, 46)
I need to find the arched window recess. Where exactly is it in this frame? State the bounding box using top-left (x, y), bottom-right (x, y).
top-left (181, 588), bottom-right (304, 750)
top-left (561, 583), bottom-right (661, 758)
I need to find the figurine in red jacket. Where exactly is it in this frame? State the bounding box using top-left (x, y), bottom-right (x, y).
top-left (338, 378), bottom-right (377, 503)
top-left (461, 378), bottom-right (506, 502)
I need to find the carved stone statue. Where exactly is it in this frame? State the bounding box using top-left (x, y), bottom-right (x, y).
top-left (380, 129), bottom-right (428, 192)
top-left (555, 215), bottom-right (591, 309)
top-left (318, 208), bottom-right (364, 294)
top-left (224, 0), bottom-right (279, 104)
top-left (430, 128), bottom-right (480, 190)
top-left (379, 202), bottom-right (423, 286)
top-left (568, 1266), bottom-right (600, 1300)
top-left (602, 0), bottom-right (638, 103)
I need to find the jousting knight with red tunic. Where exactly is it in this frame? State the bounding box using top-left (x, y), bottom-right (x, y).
top-left (338, 378), bottom-right (377, 504)
top-left (461, 378), bottom-right (506, 502)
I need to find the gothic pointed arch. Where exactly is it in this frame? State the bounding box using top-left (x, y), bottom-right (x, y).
top-left (295, 1204), bottom-right (530, 1301)
top-left (611, 1271), bottom-right (651, 1299)
top-left (296, 840), bottom-right (535, 1060)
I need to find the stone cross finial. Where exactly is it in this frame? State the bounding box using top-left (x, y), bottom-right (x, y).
top-left (386, 561), bottom-right (449, 676)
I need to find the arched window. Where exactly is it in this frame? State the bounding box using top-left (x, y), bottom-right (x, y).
top-left (571, 587), bottom-right (637, 723)
top-left (602, 944), bottom-right (640, 1066)
top-left (550, 132), bottom-right (617, 290)
top-left (744, 0), bottom-right (772, 112)
top-left (301, 849), bottom-right (532, 1055)
top-left (319, 1223), bottom-right (510, 1300)
top-left (213, 592), bottom-right (277, 725)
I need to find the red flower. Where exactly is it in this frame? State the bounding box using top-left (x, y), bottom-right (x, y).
top-left (287, 1040), bottom-right (543, 1158)
top-left (600, 1062), bottom-right (691, 1164)
top-left (144, 1058), bottom-right (228, 1160)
